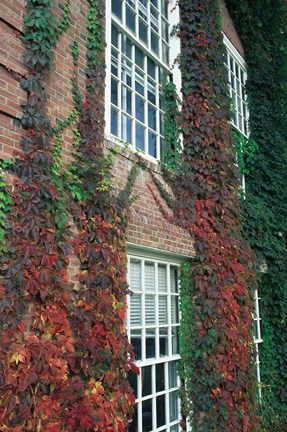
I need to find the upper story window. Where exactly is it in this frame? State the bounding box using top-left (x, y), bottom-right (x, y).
top-left (106, 1), bottom-right (180, 160)
top-left (223, 35), bottom-right (249, 137)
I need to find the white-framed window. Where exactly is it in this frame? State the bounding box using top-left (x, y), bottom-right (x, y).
top-left (223, 35), bottom-right (249, 137)
top-left (253, 288), bottom-right (263, 398)
top-left (106, 0), bottom-right (180, 160)
top-left (127, 253), bottom-right (181, 432)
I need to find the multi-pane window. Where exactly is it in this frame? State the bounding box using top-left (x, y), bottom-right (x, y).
top-left (224, 36), bottom-right (249, 136)
top-left (253, 288), bottom-right (263, 397)
top-left (108, 0), bottom-right (173, 159)
top-left (127, 256), bottom-right (181, 432)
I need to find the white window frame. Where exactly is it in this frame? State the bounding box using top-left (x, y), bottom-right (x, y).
top-left (253, 287), bottom-right (263, 398)
top-left (105, 0), bottom-right (181, 162)
top-left (127, 247), bottom-right (185, 432)
top-left (223, 34), bottom-right (249, 138)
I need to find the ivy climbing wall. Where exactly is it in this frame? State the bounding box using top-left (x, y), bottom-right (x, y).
top-left (0, 0), bottom-right (194, 430)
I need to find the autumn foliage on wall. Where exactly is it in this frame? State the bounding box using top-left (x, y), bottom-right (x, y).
top-left (0, 0), bottom-right (138, 430)
top-left (151, 1), bottom-right (260, 430)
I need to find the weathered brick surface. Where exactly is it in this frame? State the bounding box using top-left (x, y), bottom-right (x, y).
top-left (108, 143), bottom-right (195, 257)
top-left (0, 0), bottom-right (243, 283)
top-left (221, 0), bottom-right (244, 56)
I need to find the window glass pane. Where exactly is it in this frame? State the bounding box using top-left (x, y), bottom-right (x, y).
top-left (159, 327), bottom-right (168, 356)
top-left (158, 295), bottom-right (167, 324)
top-left (145, 294), bottom-right (155, 324)
top-left (112, 25), bottom-right (119, 47)
top-left (112, 0), bottom-right (122, 20)
top-left (150, 6), bottom-right (158, 30)
top-left (122, 61), bottom-right (132, 87)
top-left (136, 95), bottom-right (145, 123)
top-left (111, 107), bottom-right (118, 136)
top-left (126, 5), bottom-right (136, 33)
top-left (122, 35), bottom-right (132, 59)
top-left (170, 266), bottom-right (178, 293)
top-left (142, 399), bottom-right (153, 432)
top-left (148, 104), bottom-right (156, 130)
top-left (172, 326), bottom-right (179, 354)
top-left (111, 79), bottom-right (118, 106)
top-left (162, 41), bottom-right (169, 64)
top-left (147, 58), bottom-right (156, 78)
top-left (151, 31), bottom-right (159, 55)
top-left (136, 123), bottom-right (145, 151)
top-left (162, 19), bottom-right (169, 42)
top-left (135, 71), bottom-right (145, 96)
top-left (158, 265), bottom-right (167, 292)
top-left (135, 47), bottom-right (144, 69)
top-left (130, 259), bottom-right (141, 291)
top-left (146, 328), bottom-right (156, 358)
top-left (169, 391), bottom-right (179, 422)
top-left (156, 363), bottom-right (165, 392)
top-left (130, 294), bottom-right (142, 326)
top-left (156, 394), bottom-right (166, 427)
top-left (171, 296), bottom-right (179, 324)
top-left (131, 329), bottom-right (142, 360)
top-left (169, 361), bottom-right (177, 388)
top-left (142, 365), bottom-right (152, 396)
top-left (148, 86), bottom-right (156, 104)
top-left (148, 131), bottom-right (156, 158)
top-left (121, 115), bottom-right (132, 144)
top-left (139, 19), bottom-right (148, 44)
top-left (161, 0), bottom-right (168, 17)
top-left (122, 86), bottom-right (132, 114)
top-left (145, 262), bottom-right (155, 291)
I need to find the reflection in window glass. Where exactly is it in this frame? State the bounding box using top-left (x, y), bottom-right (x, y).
top-left (148, 131), bottom-right (157, 158)
top-left (139, 19), bottom-right (148, 43)
top-left (136, 96), bottom-right (145, 123)
top-left (111, 108), bottom-right (118, 136)
top-left (136, 123), bottom-right (145, 151)
top-left (112, 0), bottom-right (122, 20)
top-left (126, 5), bottom-right (135, 32)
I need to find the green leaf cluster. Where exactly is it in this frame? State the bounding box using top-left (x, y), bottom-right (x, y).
top-left (226, 0), bottom-right (287, 429)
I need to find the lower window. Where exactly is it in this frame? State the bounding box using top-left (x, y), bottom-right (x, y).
top-left (127, 255), bottom-right (181, 432)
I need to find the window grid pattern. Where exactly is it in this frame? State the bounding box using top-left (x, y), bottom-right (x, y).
top-left (224, 49), bottom-right (249, 136)
top-left (110, 0), bottom-right (170, 158)
top-left (253, 288), bottom-right (263, 397)
top-left (127, 257), bottom-right (181, 432)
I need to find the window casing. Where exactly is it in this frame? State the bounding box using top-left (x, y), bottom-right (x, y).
top-left (253, 288), bottom-right (263, 397)
top-left (106, 1), bottom-right (180, 160)
top-left (127, 255), bottom-right (181, 432)
top-left (223, 35), bottom-right (249, 137)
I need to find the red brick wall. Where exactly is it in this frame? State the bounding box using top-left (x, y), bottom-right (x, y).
top-left (221, 0), bottom-right (244, 56)
top-left (0, 0), bottom-right (244, 266)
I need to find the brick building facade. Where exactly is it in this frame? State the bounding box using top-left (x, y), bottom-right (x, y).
top-left (0, 1), bottom-right (256, 431)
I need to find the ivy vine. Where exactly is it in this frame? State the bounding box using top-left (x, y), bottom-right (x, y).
top-left (0, 0), bottom-right (139, 429)
top-left (173, 1), bottom-right (259, 430)
top-left (225, 1), bottom-right (287, 430)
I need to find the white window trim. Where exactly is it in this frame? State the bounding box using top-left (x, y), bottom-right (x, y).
top-left (223, 33), bottom-right (249, 138)
top-left (127, 247), bottom-right (186, 432)
top-left (105, 1), bottom-right (181, 163)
